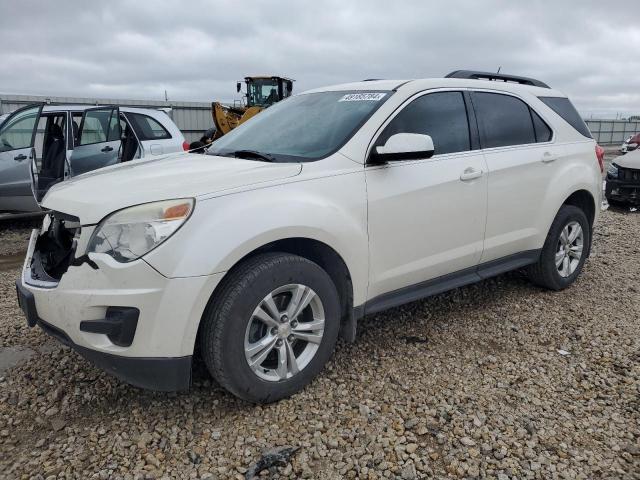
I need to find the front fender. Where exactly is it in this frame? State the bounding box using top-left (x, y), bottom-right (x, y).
top-left (143, 172), bottom-right (369, 305)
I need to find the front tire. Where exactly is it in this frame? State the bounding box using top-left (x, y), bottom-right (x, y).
top-left (527, 205), bottom-right (591, 290)
top-left (200, 253), bottom-right (340, 403)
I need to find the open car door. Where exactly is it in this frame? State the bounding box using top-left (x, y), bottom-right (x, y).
top-left (69, 106), bottom-right (121, 176)
top-left (0, 103), bottom-right (44, 213)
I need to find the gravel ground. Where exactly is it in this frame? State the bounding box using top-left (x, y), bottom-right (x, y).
top-left (0, 217), bottom-right (40, 257)
top-left (1, 208), bottom-right (639, 479)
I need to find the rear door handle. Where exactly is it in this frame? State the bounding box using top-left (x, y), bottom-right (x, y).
top-left (101, 146), bottom-right (114, 153)
top-left (14, 154), bottom-right (28, 161)
top-left (460, 167), bottom-right (483, 181)
top-left (541, 151), bottom-right (557, 163)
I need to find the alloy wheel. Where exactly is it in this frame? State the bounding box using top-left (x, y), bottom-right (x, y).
top-left (244, 284), bottom-right (325, 381)
top-left (555, 221), bottom-right (584, 278)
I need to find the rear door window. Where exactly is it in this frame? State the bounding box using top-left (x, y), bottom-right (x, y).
top-left (472, 92), bottom-right (536, 148)
top-left (126, 113), bottom-right (171, 140)
top-left (377, 91), bottom-right (471, 155)
top-left (538, 96), bottom-right (592, 139)
top-left (79, 108), bottom-right (120, 145)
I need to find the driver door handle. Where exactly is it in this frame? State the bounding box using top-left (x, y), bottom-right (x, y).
top-left (101, 146), bottom-right (114, 153)
top-left (14, 154), bottom-right (28, 161)
top-left (460, 167), bottom-right (483, 181)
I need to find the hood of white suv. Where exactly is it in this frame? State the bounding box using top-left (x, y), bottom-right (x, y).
top-left (614, 149), bottom-right (640, 169)
top-left (41, 152), bottom-right (302, 224)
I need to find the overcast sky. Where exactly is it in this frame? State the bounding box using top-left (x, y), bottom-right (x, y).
top-left (0, 0), bottom-right (638, 118)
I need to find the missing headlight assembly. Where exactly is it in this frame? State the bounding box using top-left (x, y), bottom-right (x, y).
top-left (30, 212), bottom-right (82, 283)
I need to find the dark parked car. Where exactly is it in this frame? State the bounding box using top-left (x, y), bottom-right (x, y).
top-left (606, 149), bottom-right (640, 206)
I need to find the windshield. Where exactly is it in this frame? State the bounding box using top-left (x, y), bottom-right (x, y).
top-left (207, 90), bottom-right (391, 162)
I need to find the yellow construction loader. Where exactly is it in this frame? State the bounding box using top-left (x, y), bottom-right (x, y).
top-left (211, 76), bottom-right (294, 139)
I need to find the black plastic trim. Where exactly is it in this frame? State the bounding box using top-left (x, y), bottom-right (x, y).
top-left (370, 149), bottom-right (435, 163)
top-left (16, 280), bottom-right (38, 327)
top-left (446, 70), bottom-right (550, 88)
top-left (359, 249), bottom-right (541, 317)
top-left (463, 91), bottom-right (481, 151)
top-left (49, 210), bottom-right (80, 223)
top-left (15, 280), bottom-right (191, 391)
top-left (477, 249), bottom-right (540, 279)
top-left (80, 307), bottom-right (139, 347)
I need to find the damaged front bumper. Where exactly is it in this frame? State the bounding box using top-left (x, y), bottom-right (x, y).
top-left (16, 213), bottom-right (224, 391)
top-left (605, 178), bottom-right (640, 205)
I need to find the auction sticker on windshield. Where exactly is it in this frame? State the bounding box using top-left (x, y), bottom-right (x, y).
top-left (339, 93), bottom-right (387, 102)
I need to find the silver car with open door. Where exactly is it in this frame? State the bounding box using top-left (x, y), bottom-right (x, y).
top-left (0, 104), bottom-right (43, 214)
top-left (0, 104), bottom-right (187, 218)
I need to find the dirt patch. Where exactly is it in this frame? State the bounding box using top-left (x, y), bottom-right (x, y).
top-left (0, 253), bottom-right (25, 272)
top-left (0, 217), bottom-right (38, 257)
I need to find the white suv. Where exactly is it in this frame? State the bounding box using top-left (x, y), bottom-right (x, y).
top-left (16, 71), bottom-right (603, 403)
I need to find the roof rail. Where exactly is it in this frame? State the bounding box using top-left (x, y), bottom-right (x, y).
top-left (445, 70), bottom-right (550, 89)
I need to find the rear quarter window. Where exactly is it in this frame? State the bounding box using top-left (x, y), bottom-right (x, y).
top-left (538, 97), bottom-right (592, 139)
top-left (126, 113), bottom-right (172, 140)
top-left (531, 109), bottom-right (552, 142)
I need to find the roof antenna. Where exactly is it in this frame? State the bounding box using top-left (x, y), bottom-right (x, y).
top-left (496, 66), bottom-right (502, 74)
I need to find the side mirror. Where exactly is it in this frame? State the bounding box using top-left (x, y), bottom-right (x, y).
top-left (236, 82), bottom-right (242, 93)
top-left (370, 133), bottom-right (435, 163)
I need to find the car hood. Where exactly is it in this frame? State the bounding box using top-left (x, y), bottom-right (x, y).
top-left (42, 152), bottom-right (302, 224)
top-left (613, 149), bottom-right (640, 169)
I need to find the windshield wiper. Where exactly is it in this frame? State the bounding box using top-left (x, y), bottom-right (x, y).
top-left (230, 150), bottom-right (276, 162)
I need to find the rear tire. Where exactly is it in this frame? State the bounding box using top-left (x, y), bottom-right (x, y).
top-left (200, 252), bottom-right (340, 403)
top-left (527, 205), bottom-right (590, 290)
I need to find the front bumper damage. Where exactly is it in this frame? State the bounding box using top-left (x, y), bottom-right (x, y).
top-left (16, 212), bottom-right (223, 391)
top-left (605, 168), bottom-right (640, 206)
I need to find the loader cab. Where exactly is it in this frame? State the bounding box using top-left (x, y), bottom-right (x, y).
top-left (241, 76), bottom-right (294, 108)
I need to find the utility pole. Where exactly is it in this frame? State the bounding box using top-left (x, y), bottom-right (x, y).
top-left (164, 90), bottom-right (168, 102)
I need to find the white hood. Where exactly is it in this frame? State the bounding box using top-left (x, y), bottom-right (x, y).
top-left (614, 149), bottom-right (640, 169)
top-left (42, 153), bottom-right (302, 224)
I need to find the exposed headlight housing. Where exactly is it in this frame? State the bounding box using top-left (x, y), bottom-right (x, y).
top-left (87, 199), bottom-right (194, 263)
top-left (607, 163), bottom-right (619, 178)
